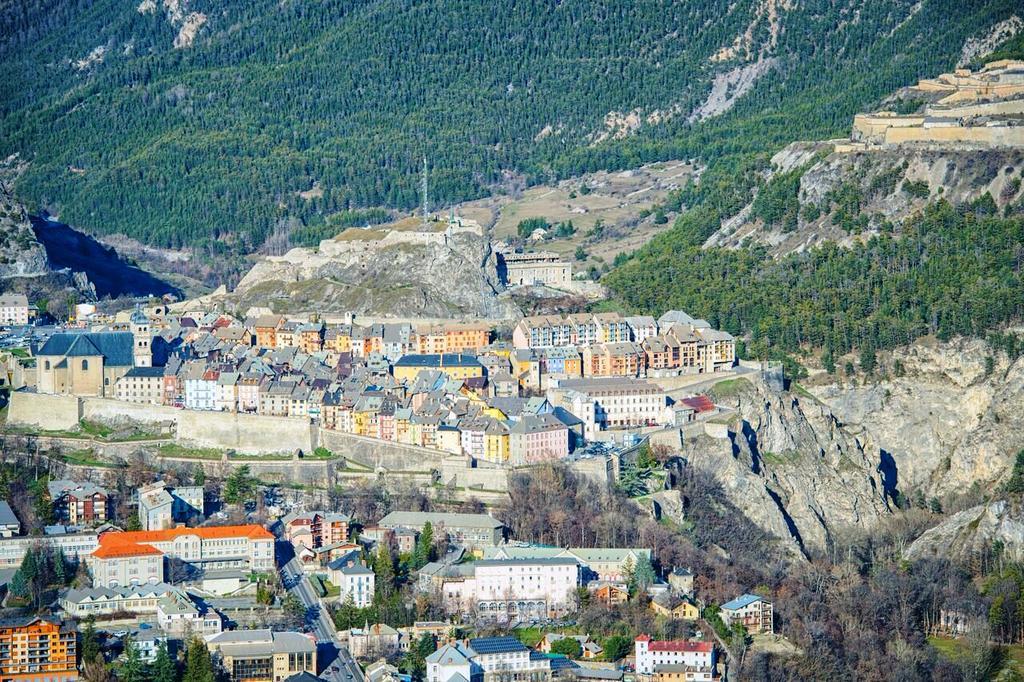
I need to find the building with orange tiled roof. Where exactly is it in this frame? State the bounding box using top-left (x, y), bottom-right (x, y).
top-left (88, 524), bottom-right (274, 588)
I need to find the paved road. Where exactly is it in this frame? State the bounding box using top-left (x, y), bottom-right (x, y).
top-left (276, 533), bottom-right (364, 682)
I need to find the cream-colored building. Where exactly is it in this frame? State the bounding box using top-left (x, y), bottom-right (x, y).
top-left (115, 366), bottom-right (165, 404)
top-left (206, 629), bottom-right (317, 682)
top-left (500, 251), bottom-right (572, 287)
top-left (36, 331), bottom-right (136, 397)
top-left (0, 294), bottom-right (29, 325)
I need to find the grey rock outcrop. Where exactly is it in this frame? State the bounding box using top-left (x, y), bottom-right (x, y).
top-left (706, 143), bottom-right (1024, 257)
top-left (906, 500), bottom-right (1024, 562)
top-left (811, 336), bottom-right (1024, 498)
top-left (232, 224), bottom-right (520, 319)
top-left (681, 378), bottom-right (890, 560)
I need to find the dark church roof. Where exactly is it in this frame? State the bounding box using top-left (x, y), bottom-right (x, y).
top-left (37, 332), bottom-right (135, 367)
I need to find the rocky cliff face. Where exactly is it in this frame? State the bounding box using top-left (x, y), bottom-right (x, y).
top-left (706, 144), bottom-right (1024, 257)
top-left (0, 183), bottom-right (50, 279)
top-left (810, 337), bottom-right (1024, 499)
top-left (906, 500), bottom-right (1024, 563)
top-left (232, 227), bottom-right (520, 319)
top-left (681, 378), bottom-right (890, 560)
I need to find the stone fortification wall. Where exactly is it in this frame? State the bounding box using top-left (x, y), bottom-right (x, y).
top-left (81, 397), bottom-right (180, 425)
top-left (174, 409), bottom-right (315, 454)
top-left (884, 125), bottom-right (1024, 147)
top-left (318, 429), bottom-right (447, 471)
top-left (6, 392), bottom-right (81, 430)
top-left (930, 98), bottom-right (1024, 118)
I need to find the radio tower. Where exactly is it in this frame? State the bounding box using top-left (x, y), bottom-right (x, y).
top-left (420, 155), bottom-right (429, 226)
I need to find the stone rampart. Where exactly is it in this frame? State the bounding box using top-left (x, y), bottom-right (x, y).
top-left (6, 391), bottom-right (81, 430)
top-left (319, 429), bottom-right (447, 471)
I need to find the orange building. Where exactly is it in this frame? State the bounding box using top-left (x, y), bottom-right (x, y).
top-left (443, 323), bottom-right (491, 353)
top-left (253, 314), bottom-right (285, 348)
top-left (0, 616), bottom-right (78, 682)
top-left (583, 342), bottom-right (645, 377)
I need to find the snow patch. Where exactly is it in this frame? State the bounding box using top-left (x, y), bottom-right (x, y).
top-left (137, 0), bottom-right (157, 13)
top-left (958, 15), bottom-right (1023, 67)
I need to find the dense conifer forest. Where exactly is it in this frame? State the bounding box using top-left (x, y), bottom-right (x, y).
top-left (0, 0), bottom-right (1019, 255)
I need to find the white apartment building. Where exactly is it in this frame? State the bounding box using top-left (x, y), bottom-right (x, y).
top-left (427, 637), bottom-right (552, 682)
top-left (471, 557), bottom-right (580, 621)
top-left (326, 563), bottom-right (375, 608)
top-left (157, 590), bottom-right (223, 635)
top-left (549, 378), bottom-right (666, 430)
top-left (0, 529), bottom-right (99, 569)
top-left (138, 481), bottom-right (206, 531)
top-left (634, 636), bottom-right (715, 675)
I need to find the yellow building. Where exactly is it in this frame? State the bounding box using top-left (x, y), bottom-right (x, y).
top-left (392, 354), bottom-right (484, 383)
top-left (0, 616), bottom-right (78, 682)
top-left (206, 630), bottom-right (317, 682)
top-left (483, 420), bottom-right (510, 463)
top-left (36, 331), bottom-right (135, 397)
top-left (651, 595), bottom-right (700, 621)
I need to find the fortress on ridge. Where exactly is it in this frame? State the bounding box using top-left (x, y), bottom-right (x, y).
top-left (839, 59), bottom-right (1024, 151)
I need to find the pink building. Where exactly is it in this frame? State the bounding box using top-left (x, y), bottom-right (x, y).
top-left (508, 414), bottom-right (569, 465)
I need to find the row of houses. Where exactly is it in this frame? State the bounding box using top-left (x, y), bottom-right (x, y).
top-left (513, 311), bottom-right (735, 375)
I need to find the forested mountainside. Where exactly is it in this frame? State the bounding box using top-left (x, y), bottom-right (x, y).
top-left (0, 0), bottom-right (1018, 255)
top-left (605, 29), bottom-right (1024, 374)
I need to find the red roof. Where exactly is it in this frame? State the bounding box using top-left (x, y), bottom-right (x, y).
top-left (92, 542), bottom-right (162, 559)
top-left (637, 636), bottom-right (713, 653)
top-left (680, 395), bottom-right (716, 413)
top-left (93, 524), bottom-right (272, 559)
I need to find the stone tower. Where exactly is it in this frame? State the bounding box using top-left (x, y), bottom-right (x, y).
top-left (130, 306), bottom-right (151, 367)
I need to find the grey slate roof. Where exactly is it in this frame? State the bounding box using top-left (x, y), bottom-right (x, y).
top-left (377, 511), bottom-right (503, 530)
top-left (38, 332), bottom-right (134, 366)
top-left (0, 501), bottom-right (19, 528)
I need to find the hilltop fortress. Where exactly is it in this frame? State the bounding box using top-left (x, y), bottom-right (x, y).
top-left (230, 215), bottom-right (519, 319)
top-left (840, 59), bottom-right (1024, 151)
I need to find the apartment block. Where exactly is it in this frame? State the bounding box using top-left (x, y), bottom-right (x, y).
top-left (634, 636), bottom-right (715, 676)
top-left (47, 480), bottom-right (110, 525)
top-left (0, 616), bottom-right (78, 682)
top-left (114, 366), bottom-right (166, 404)
top-left (138, 481), bottom-right (206, 531)
top-left (282, 511), bottom-right (351, 549)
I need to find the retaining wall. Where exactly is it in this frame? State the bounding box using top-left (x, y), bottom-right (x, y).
top-left (6, 392), bottom-right (81, 430)
top-left (319, 429), bottom-right (447, 471)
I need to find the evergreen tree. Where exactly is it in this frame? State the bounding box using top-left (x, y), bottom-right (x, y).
top-left (81, 617), bottom-right (101, 664)
top-left (152, 641), bottom-right (178, 682)
top-left (193, 466), bottom-right (206, 488)
top-left (1005, 450), bottom-right (1024, 495)
top-left (412, 522), bottom-right (434, 570)
top-left (223, 465), bottom-right (255, 505)
top-left (630, 555), bottom-right (657, 594)
top-left (119, 635), bottom-right (143, 682)
top-left (54, 547), bottom-right (68, 585)
top-left (373, 544), bottom-right (396, 599)
top-left (182, 638), bottom-right (215, 682)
